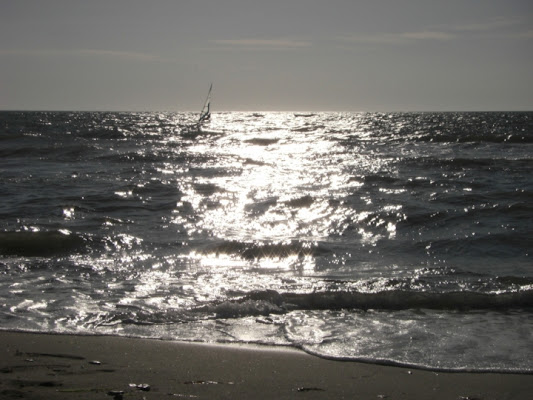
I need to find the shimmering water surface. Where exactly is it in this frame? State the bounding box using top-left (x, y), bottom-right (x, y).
top-left (1, 111), bottom-right (532, 372)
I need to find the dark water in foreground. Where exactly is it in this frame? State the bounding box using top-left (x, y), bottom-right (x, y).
top-left (1, 111), bottom-right (532, 372)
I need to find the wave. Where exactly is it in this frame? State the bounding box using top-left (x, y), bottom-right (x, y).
top-left (0, 143), bottom-right (97, 162)
top-left (200, 240), bottom-right (330, 260)
top-left (97, 151), bottom-right (168, 164)
top-left (193, 182), bottom-right (223, 196)
top-left (283, 195), bottom-right (314, 208)
top-left (417, 234), bottom-right (531, 259)
top-left (360, 174), bottom-right (400, 185)
top-left (0, 230), bottom-right (87, 257)
top-left (344, 112), bottom-right (533, 144)
top-left (401, 199), bottom-right (533, 229)
top-left (194, 288), bottom-right (533, 319)
top-left (402, 156), bottom-right (533, 171)
top-left (291, 125), bottom-right (325, 133)
top-left (244, 138), bottom-right (280, 146)
top-left (413, 132), bottom-right (533, 143)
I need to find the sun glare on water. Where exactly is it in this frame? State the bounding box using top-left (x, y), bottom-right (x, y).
top-left (165, 112), bottom-right (402, 279)
top-left (167, 113), bottom-right (369, 273)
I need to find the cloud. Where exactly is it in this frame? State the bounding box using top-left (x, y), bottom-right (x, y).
top-left (209, 38), bottom-right (312, 50)
top-left (397, 31), bottom-right (456, 41)
top-left (338, 31), bottom-right (455, 45)
top-left (76, 49), bottom-right (161, 61)
top-left (337, 16), bottom-right (531, 46)
top-left (451, 17), bottom-right (523, 33)
top-left (448, 17), bottom-right (533, 41)
top-left (0, 48), bottom-right (162, 61)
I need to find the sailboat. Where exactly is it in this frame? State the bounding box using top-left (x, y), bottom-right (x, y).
top-left (182, 84), bottom-right (212, 133)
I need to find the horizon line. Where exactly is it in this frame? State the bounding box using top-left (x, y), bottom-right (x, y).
top-left (2, 108), bottom-right (532, 113)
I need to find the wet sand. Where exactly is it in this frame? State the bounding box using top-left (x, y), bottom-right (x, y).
top-left (1, 331), bottom-right (532, 399)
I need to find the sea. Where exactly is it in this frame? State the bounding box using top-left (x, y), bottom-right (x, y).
top-left (1, 111), bottom-right (532, 373)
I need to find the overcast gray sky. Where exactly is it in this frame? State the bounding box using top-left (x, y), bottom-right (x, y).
top-left (1, 0), bottom-right (532, 111)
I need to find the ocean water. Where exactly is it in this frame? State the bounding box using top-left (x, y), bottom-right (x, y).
top-left (1, 111), bottom-right (532, 373)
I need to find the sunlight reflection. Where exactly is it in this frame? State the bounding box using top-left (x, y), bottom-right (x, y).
top-left (168, 112), bottom-right (397, 274)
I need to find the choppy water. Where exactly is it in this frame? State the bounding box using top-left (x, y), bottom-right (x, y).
top-left (1, 111), bottom-right (532, 372)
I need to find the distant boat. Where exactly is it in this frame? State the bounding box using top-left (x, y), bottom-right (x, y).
top-left (182, 84), bottom-right (212, 133)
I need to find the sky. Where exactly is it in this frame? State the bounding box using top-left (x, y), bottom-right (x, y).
top-left (1, 0), bottom-right (532, 111)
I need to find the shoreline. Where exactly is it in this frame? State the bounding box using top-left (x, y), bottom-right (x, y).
top-left (1, 331), bottom-right (533, 399)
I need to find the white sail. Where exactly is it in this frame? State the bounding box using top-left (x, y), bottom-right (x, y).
top-left (198, 83), bottom-right (212, 124)
top-left (181, 84), bottom-right (213, 134)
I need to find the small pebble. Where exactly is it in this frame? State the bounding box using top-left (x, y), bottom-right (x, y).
top-left (296, 387), bottom-right (325, 392)
top-left (129, 383), bottom-right (151, 391)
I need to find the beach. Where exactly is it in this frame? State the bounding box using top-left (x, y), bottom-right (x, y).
top-left (1, 331), bottom-right (532, 399)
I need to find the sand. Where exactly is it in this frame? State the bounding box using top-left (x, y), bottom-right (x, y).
top-left (1, 331), bottom-right (532, 399)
